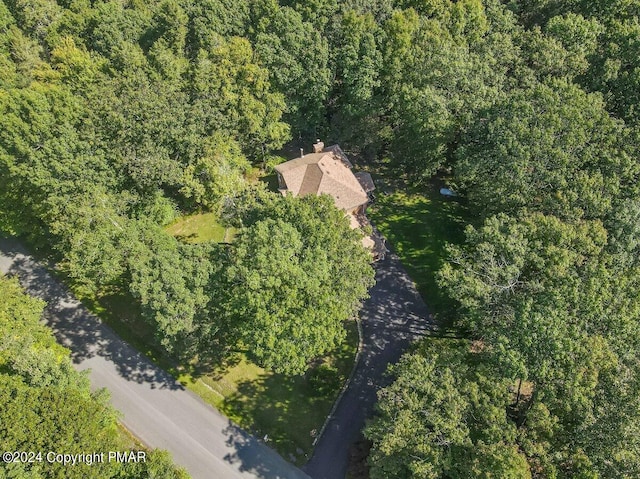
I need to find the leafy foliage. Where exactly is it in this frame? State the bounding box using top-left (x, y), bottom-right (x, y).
top-left (2, 0), bottom-right (640, 475)
top-left (455, 80), bottom-right (637, 221)
top-left (0, 275), bottom-right (189, 479)
top-left (222, 191), bottom-right (375, 374)
top-left (361, 2), bottom-right (640, 478)
top-left (127, 223), bottom-right (218, 358)
top-left (366, 342), bottom-right (528, 479)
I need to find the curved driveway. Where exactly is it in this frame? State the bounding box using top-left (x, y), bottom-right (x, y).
top-left (303, 253), bottom-right (434, 479)
top-left (0, 237), bottom-right (309, 479)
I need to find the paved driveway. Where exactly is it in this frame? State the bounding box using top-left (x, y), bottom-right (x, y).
top-left (303, 253), bottom-right (434, 479)
top-left (0, 237), bottom-right (309, 479)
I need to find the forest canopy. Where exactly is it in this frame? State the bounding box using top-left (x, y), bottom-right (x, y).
top-left (1, 0), bottom-right (640, 477)
top-left (359, 1), bottom-right (640, 479)
top-left (0, 0), bottom-right (376, 374)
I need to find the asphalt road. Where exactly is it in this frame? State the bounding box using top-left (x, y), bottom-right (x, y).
top-left (0, 237), bottom-right (310, 479)
top-left (303, 253), bottom-right (434, 479)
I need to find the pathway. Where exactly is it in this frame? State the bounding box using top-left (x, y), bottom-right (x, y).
top-left (303, 253), bottom-right (434, 479)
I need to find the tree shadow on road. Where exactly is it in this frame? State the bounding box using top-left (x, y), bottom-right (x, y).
top-left (1, 238), bottom-right (183, 390)
top-left (222, 421), bottom-right (309, 478)
top-left (304, 250), bottom-right (439, 478)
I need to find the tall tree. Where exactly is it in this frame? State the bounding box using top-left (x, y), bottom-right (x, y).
top-left (189, 36), bottom-right (290, 157)
top-left (251, 1), bottom-right (331, 135)
top-left (327, 9), bottom-right (382, 151)
top-left (455, 80), bottom-right (636, 221)
top-left (382, 0), bottom-right (516, 177)
top-left (222, 191), bottom-right (375, 374)
top-left (437, 212), bottom-right (640, 477)
top-left (366, 342), bottom-right (530, 479)
top-left (127, 223), bottom-right (217, 358)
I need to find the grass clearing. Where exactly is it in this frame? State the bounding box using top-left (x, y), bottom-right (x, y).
top-left (72, 280), bottom-right (357, 466)
top-left (368, 183), bottom-right (467, 320)
top-left (165, 212), bottom-right (236, 244)
top-left (181, 320), bottom-right (358, 465)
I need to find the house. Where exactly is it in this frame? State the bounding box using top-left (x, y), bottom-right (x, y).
top-left (274, 141), bottom-right (386, 259)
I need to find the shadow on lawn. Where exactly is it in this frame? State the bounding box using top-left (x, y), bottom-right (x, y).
top-left (369, 183), bottom-right (467, 322)
top-left (222, 371), bottom-right (327, 465)
top-left (187, 352), bottom-right (244, 382)
top-left (222, 420), bottom-right (310, 478)
top-left (218, 321), bottom-right (357, 465)
top-left (174, 232), bottom-right (199, 243)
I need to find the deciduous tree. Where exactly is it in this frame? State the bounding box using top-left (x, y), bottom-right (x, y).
top-left (223, 192), bottom-right (375, 373)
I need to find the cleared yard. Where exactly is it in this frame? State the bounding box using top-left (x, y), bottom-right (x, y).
top-left (71, 207), bottom-right (359, 465)
top-left (165, 212), bottom-right (236, 243)
top-left (368, 184), bottom-right (467, 319)
top-left (182, 320), bottom-right (358, 465)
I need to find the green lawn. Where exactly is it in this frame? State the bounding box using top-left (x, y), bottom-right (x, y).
top-left (165, 212), bottom-right (236, 243)
top-left (75, 284), bottom-right (358, 465)
top-left (182, 321), bottom-right (358, 465)
top-left (368, 184), bottom-right (467, 320)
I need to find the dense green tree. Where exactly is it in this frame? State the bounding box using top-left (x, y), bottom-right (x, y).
top-left (223, 191), bottom-right (375, 374)
top-left (588, 18), bottom-right (640, 125)
top-left (455, 80), bottom-right (636, 221)
top-left (142, 0), bottom-right (188, 55)
top-left (179, 132), bottom-right (250, 211)
top-left (507, 0), bottom-right (640, 126)
top-left (436, 212), bottom-right (640, 477)
top-left (606, 198), bottom-right (640, 267)
top-left (381, 0), bottom-right (518, 176)
top-left (186, 0), bottom-right (250, 51)
top-left (85, 0), bottom-right (152, 59)
top-left (49, 35), bottom-right (105, 89)
top-left (2, 0), bottom-right (63, 44)
top-left (189, 36), bottom-right (290, 157)
top-left (251, 1), bottom-right (331, 134)
top-left (506, 0), bottom-right (640, 25)
top-left (87, 68), bottom-right (188, 195)
top-left (544, 13), bottom-right (603, 76)
top-left (438, 213), bottom-right (617, 383)
top-left (127, 224), bottom-right (217, 357)
top-left (0, 275), bottom-right (189, 479)
top-left (280, 0), bottom-right (339, 31)
top-left (0, 81), bottom-right (114, 241)
top-left (331, 10), bottom-right (380, 105)
top-left (0, 376), bottom-right (123, 479)
top-left (366, 342), bottom-right (529, 479)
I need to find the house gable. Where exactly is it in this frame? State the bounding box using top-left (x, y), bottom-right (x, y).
top-left (274, 145), bottom-right (368, 212)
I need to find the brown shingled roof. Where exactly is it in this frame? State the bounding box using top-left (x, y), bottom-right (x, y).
top-left (274, 147), bottom-right (368, 211)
